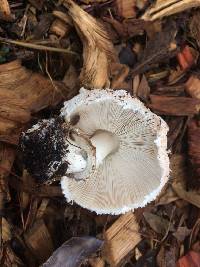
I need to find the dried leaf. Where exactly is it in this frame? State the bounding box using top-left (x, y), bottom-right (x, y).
top-left (143, 212), bottom-right (174, 235)
top-left (177, 251), bottom-right (200, 267)
top-left (149, 95), bottom-right (200, 116)
top-left (63, 0), bottom-right (116, 88)
top-left (116, 0), bottom-right (136, 19)
top-left (42, 237), bottom-right (103, 267)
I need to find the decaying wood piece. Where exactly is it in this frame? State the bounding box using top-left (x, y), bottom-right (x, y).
top-left (24, 219), bottom-right (54, 264)
top-left (142, 0), bottom-right (200, 21)
top-left (0, 60), bottom-right (67, 144)
top-left (149, 95), bottom-right (200, 116)
top-left (102, 212), bottom-right (141, 266)
top-left (63, 0), bottom-right (116, 89)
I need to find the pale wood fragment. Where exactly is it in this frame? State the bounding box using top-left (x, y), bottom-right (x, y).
top-left (102, 212), bottom-right (141, 266)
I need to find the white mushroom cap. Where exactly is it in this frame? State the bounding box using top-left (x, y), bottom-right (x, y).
top-left (61, 88), bottom-right (169, 215)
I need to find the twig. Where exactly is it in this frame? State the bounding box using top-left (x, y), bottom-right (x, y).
top-left (0, 37), bottom-right (78, 55)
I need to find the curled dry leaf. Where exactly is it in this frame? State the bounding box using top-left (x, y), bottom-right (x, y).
top-left (42, 237), bottom-right (103, 267)
top-left (63, 0), bottom-right (116, 89)
top-left (142, 0), bottom-right (200, 21)
top-left (0, 60), bottom-right (66, 144)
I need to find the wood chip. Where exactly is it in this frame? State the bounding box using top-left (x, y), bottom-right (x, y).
top-left (186, 75), bottom-right (200, 99)
top-left (149, 95), bottom-right (200, 116)
top-left (102, 212), bottom-right (141, 266)
top-left (116, 0), bottom-right (136, 19)
top-left (50, 19), bottom-right (71, 37)
top-left (24, 219), bottom-right (54, 264)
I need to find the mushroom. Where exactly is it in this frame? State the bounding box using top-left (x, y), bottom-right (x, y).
top-left (21, 88), bottom-right (169, 214)
top-left (60, 88), bottom-right (169, 214)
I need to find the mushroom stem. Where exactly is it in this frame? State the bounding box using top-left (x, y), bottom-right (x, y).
top-left (65, 129), bottom-right (119, 175)
top-left (90, 130), bottom-right (119, 166)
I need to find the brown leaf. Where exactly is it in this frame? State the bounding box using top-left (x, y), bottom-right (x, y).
top-left (42, 237), bottom-right (103, 267)
top-left (177, 251), bottom-right (200, 267)
top-left (148, 95), bottom-right (200, 116)
top-left (143, 211), bottom-right (174, 235)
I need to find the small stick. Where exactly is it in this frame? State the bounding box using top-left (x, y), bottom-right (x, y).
top-left (0, 37), bottom-right (78, 55)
